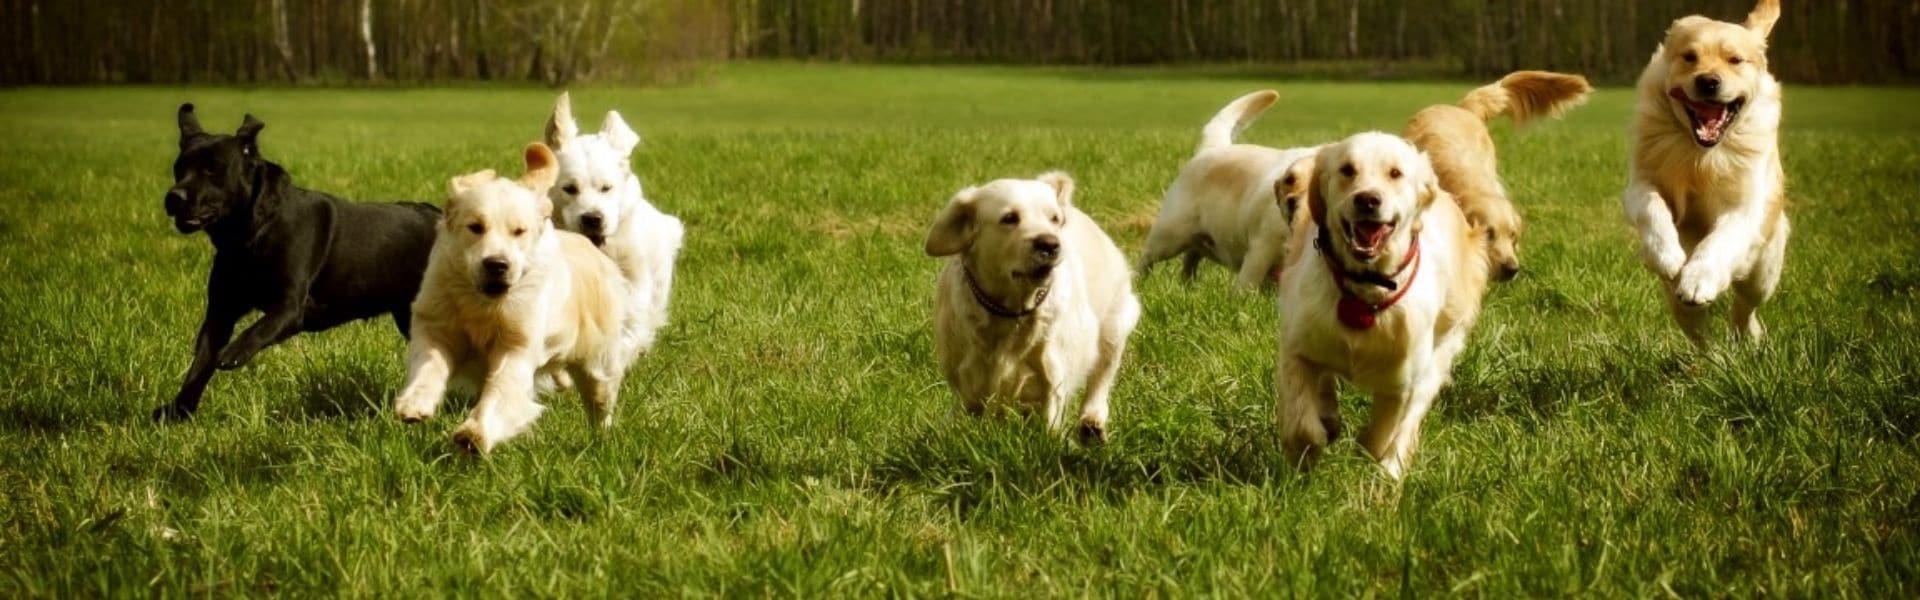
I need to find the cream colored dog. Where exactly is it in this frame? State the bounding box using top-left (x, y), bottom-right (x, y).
top-left (1404, 70), bottom-right (1591, 280)
top-left (1275, 133), bottom-right (1489, 479)
top-left (1625, 0), bottom-right (1788, 345)
top-left (393, 143), bottom-right (630, 454)
top-left (926, 172), bottom-right (1141, 441)
top-left (1140, 90), bottom-right (1318, 289)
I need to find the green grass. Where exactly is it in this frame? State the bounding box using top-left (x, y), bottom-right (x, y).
top-left (3, 63), bottom-right (1919, 596)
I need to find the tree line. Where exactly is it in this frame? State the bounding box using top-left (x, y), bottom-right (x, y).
top-left (4, 0), bottom-right (1915, 85)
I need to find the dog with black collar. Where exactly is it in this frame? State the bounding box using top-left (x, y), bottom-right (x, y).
top-left (925, 172), bottom-right (1141, 442)
top-left (1273, 132), bottom-right (1490, 479)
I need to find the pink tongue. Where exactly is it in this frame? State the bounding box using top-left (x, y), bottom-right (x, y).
top-left (1354, 222), bottom-right (1392, 249)
top-left (1695, 103), bottom-right (1728, 141)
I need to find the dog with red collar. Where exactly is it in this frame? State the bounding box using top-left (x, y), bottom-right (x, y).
top-left (1274, 132), bottom-right (1491, 480)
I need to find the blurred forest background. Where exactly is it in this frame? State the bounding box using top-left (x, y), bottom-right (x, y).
top-left (3, 0), bottom-right (1916, 85)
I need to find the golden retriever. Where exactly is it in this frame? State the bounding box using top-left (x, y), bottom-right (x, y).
top-left (1404, 71), bottom-right (1592, 280)
top-left (926, 172), bottom-right (1141, 442)
top-left (392, 143), bottom-right (630, 454)
top-left (1140, 90), bottom-right (1318, 289)
top-left (1625, 0), bottom-right (1788, 345)
top-left (1275, 133), bottom-right (1489, 479)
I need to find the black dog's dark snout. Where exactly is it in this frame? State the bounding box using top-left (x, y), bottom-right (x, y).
top-left (1031, 234), bottom-right (1061, 259)
top-left (1353, 192), bottom-right (1382, 214)
top-left (165, 189), bottom-right (188, 215)
top-left (481, 256), bottom-right (511, 276)
top-left (1695, 74), bottom-right (1721, 97)
top-left (579, 212), bottom-right (604, 232)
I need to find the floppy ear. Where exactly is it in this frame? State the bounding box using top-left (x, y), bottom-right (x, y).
top-left (924, 188), bottom-right (979, 257)
top-left (177, 104), bottom-right (204, 146)
top-left (235, 114), bottom-right (265, 156)
top-left (1037, 171), bottom-right (1075, 210)
top-left (1307, 149), bottom-right (1334, 230)
top-left (601, 111), bottom-right (641, 156)
top-left (1276, 155), bottom-right (1314, 226)
top-left (1745, 0), bottom-right (1780, 38)
top-left (545, 92), bottom-right (579, 151)
top-left (1415, 153), bottom-right (1443, 212)
top-left (450, 169), bottom-right (497, 196)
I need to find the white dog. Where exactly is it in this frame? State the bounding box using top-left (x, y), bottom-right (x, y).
top-left (926, 172), bottom-right (1141, 441)
top-left (1624, 0), bottom-right (1788, 345)
top-left (545, 92), bottom-right (684, 363)
top-left (1275, 133), bottom-right (1490, 480)
top-left (393, 143), bottom-right (631, 454)
top-left (1140, 90), bottom-right (1318, 289)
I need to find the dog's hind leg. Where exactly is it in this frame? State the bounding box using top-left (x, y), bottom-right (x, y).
top-left (155, 293), bottom-right (243, 421)
top-left (1732, 220), bottom-right (1789, 343)
top-left (572, 364), bottom-right (623, 430)
top-left (1137, 226), bottom-right (1190, 279)
top-left (1663, 288), bottom-right (1713, 348)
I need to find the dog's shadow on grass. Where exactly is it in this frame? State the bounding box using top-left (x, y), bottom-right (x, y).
top-left (863, 407), bottom-right (1306, 511)
top-left (294, 361), bottom-right (400, 421)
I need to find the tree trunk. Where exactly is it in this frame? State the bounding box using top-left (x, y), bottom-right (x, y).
top-left (360, 0), bottom-right (378, 80)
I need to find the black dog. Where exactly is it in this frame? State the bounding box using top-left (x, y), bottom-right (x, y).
top-left (157, 104), bottom-right (441, 421)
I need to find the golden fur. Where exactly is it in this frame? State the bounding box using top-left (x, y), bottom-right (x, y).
top-left (927, 172), bottom-right (1141, 441)
top-left (393, 143), bottom-right (632, 453)
top-left (1141, 90), bottom-right (1318, 289)
top-left (1624, 0), bottom-right (1788, 345)
top-left (1276, 133), bottom-right (1490, 479)
top-left (1404, 71), bottom-right (1591, 280)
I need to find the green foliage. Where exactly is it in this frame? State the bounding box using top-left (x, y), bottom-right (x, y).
top-left (1, 64), bottom-right (1918, 595)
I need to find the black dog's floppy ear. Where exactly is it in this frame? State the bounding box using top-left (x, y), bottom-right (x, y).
top-left (236, 114), bottom-right (265, 155)
top-left (925, 187), bottom-right (979, 257)
top-left (177, 104), bottom-right (204, 146)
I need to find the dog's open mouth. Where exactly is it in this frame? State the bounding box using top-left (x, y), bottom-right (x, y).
top-left (480, 281), bottom-right (510, 297)
top-left (1345, 219), bottom-right (1396, 261)
top-left (585, 234), bottom-right (606, 247)
top-left (1669, 88), bottom-right (1744, 148)
top-left (1017, 264), bottom-right (1055, 281)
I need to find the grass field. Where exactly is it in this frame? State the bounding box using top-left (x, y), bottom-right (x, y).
top-left (3, 63), bottom-right (1919, 596)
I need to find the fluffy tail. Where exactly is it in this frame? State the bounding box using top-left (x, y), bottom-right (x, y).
top-left (1456, 71), bottom-right (1593, 124)
top-left (1197, 90), bottom-right (1279, 153)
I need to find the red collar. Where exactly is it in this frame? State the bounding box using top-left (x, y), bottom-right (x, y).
top-left (1318, 234), bottom-right (1422, 330)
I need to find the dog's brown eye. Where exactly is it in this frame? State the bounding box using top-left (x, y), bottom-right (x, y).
top-left (1281, 175), bottom-right (1295, 186)
top-left (1729, 56), bottom-right (1744, 65)
top-left (598, 185), bottom-right (612, 194)
top-left (1389, 167), bottom-right (1403, 179)
top-left (1683, 52), bottom-right (1698, 63)
top-left (1339, 164), bottom-right (1355, 178)
top-left (512, 227), bottom-right (528, 237)
top-left (467, 223), bottom-right (485, 235)
top-left (1051, 213), bottom-right (1063, 225)
top-left (562, 184), bottom-right (578, 195)
top-left (1000, 212), bottom-right (1019, 225)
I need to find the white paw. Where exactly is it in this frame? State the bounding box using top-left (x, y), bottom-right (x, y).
top-left (451, 421), bottom-right (493, 454)
top-left (1645, 245), bottom-right (1686, 280)
top-left (393, 392), bottom-right (437, 423)
top-left (1675, 262), bottom-right (1730, 307)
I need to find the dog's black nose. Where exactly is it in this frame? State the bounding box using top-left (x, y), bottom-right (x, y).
top-left (1353, 192), bottom-right (1382, 214)
top-left (164, 189), bottom-right (187, 215)
top-left (1497, 263), bottom-right (1521, 281)
top-left (578, 212), bottom-right (604, 232)
top-left (1031, 235), bottom-right (1061, 258)
top-left (481, 257), bottom-right (511, 276)
top-left (1695, 74), bottom-right (1721, 97)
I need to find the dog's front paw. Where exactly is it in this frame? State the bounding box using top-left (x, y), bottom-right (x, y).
top-left (1075, 419), bottom-right (1108, 446)
top-left (151, 403), bottom-right (195, 422)
top-left (214, 346), bottom-right (255, 370)
top-left (1675, 262), bottom-right (1730, 307)
top-left (451, 422), bottom-right (493, 455)
top-left (1644, 245), bottom-right (1687, 281)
